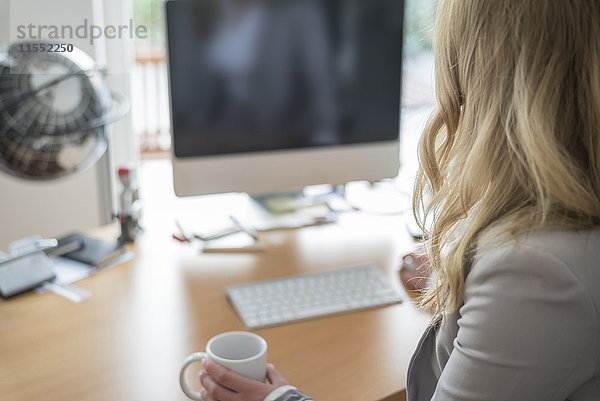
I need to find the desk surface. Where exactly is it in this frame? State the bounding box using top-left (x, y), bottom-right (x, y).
top-left (0, 188), bottom-right (430, 401)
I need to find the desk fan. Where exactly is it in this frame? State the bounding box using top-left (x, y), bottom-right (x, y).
top-left (0, 42), bottom-right (128, 180)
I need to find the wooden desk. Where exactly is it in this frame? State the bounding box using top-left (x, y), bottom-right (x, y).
top-left (0, 202), bottom-right (430, 401)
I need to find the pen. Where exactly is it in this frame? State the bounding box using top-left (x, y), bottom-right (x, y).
top-left (229, 215), bottom-right (259, 240)
top-left (175, 220), bottom-right (192, 242)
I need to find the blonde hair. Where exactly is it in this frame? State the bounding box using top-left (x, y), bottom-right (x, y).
top-left (414, 0), bottom-right (600, 315)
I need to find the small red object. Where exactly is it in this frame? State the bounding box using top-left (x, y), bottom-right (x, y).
top-left (118, 167), bottom-right (130, 177)
top-left (172, 234), bottom-right (188, 243)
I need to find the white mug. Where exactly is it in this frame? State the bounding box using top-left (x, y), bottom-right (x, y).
top-left (180, 331), bottom-right (268, 400)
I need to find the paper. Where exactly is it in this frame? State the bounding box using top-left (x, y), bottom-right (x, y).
top-left (51, 251), bottom-right (134, 286)
top-left (35, 251), bottom-right (134, 300)
top-left (49, 256), bottom-right (97, 286)
top-left (200, 231), bottom-right (265, 253)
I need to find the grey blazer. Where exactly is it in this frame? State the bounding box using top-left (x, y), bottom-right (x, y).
top-left (274, 227), bottom-right (600, 401)
top-left (407, 227), bottom-right (600, 401)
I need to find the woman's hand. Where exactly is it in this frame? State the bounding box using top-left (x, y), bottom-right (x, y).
top-left (199, 359), bottom-right (289, 401)
top-left (399, 251), bottom-right (431, 292)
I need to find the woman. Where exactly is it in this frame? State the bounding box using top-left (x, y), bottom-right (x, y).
top-left (197, 0), bottom-right (600, 399)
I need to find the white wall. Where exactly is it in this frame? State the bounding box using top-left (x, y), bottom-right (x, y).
top-left (0, 0), bottom-right (137, 250)
top-left (0, 1), bottom-right (8, 46)
top-left (0, 171), bottom-right (104, 248)
top-left (102, 0), bottom-right (140, 198)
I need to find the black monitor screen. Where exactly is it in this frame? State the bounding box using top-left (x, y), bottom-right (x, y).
top-left (166, 0), bottom-right (404, 158)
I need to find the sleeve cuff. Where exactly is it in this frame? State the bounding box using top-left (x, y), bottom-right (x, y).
top-left (264, 385), bottom-right (298, 401)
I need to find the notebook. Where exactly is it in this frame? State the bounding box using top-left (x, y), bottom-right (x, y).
top-left (57, 233), bottom-right (125, 268)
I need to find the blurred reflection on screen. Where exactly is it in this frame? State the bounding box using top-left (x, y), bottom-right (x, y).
top-left (167, 0), bottom-right (404, 157)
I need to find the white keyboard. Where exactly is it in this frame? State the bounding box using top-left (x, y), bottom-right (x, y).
top-left (226, 264), bottom-right (402, 329)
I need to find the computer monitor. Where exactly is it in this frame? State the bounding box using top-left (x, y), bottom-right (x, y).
top-left (166, 0), bottom-right (404, 197)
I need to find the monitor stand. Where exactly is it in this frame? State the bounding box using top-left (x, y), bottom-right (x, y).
top-left (247, 186), bottom-right (344, 231)
top-left (246, 181), bottom-right (412, 231)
